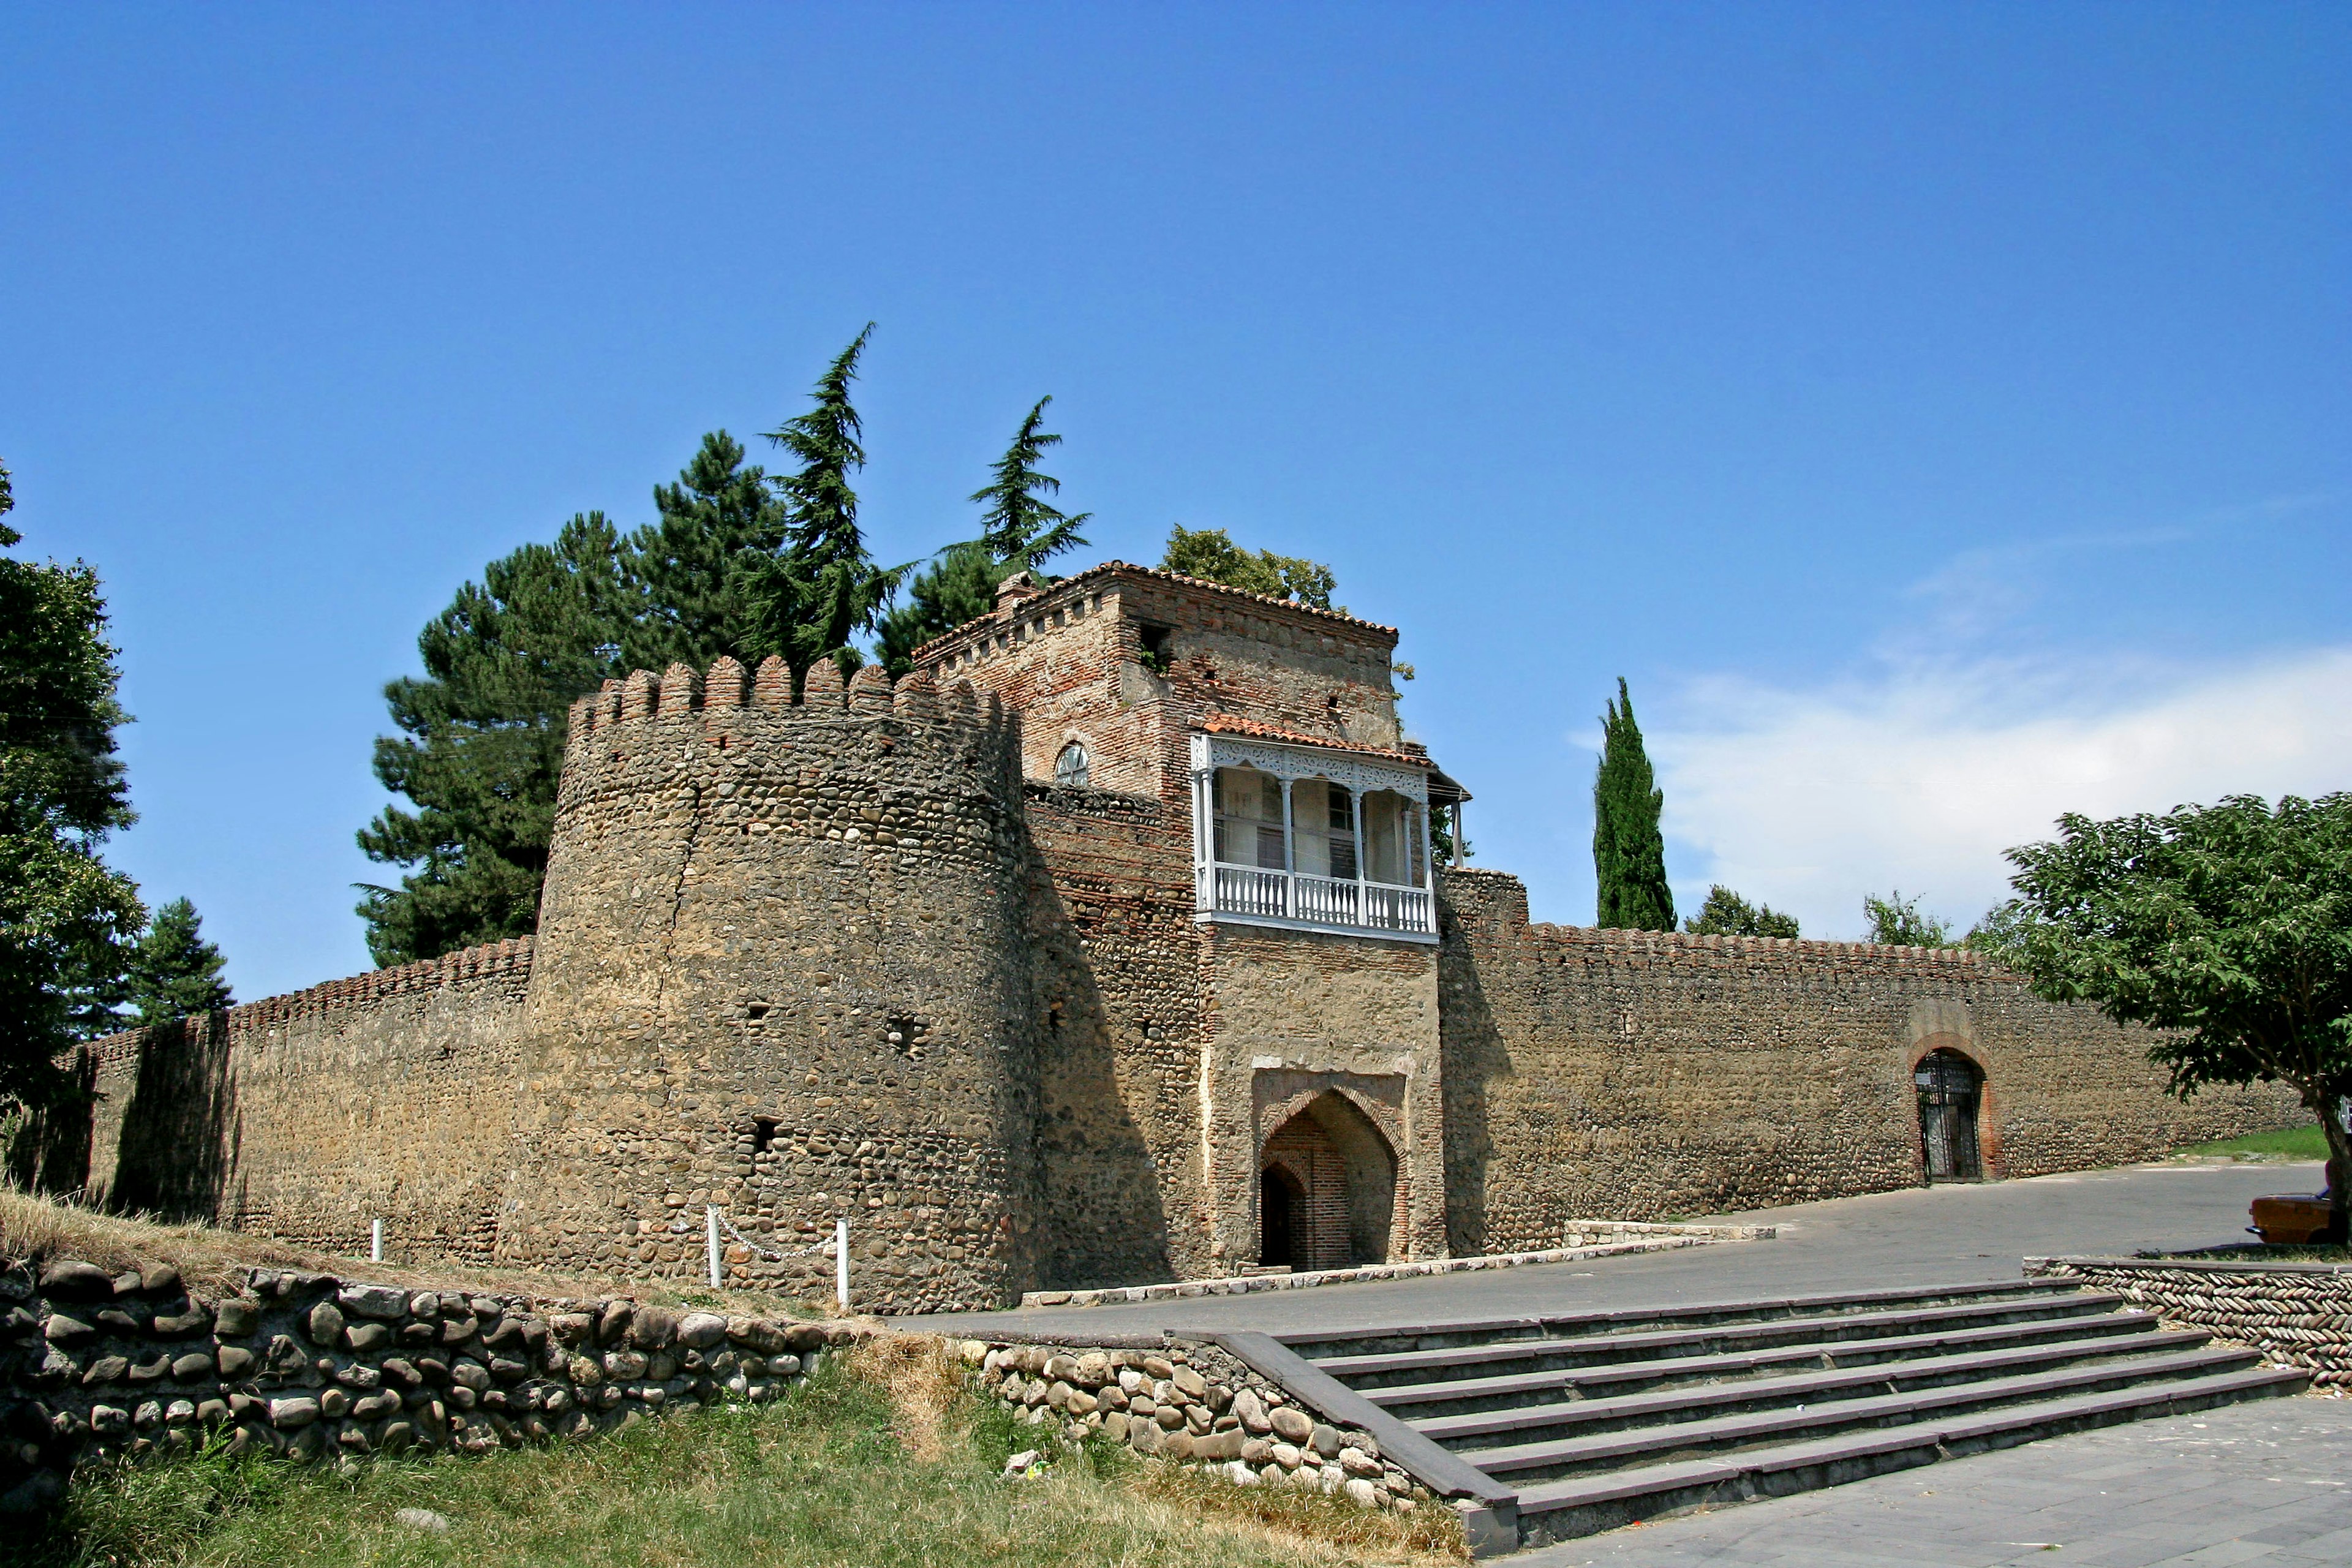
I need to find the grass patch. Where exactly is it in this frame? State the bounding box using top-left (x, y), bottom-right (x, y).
top-left (23, 1334), bottom-right (1463, 1568)
top-left (2175, 1125), bottom-right (2332, 1163)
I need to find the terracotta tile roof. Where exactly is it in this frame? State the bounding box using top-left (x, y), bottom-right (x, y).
top-left (910, 559), bottom-right (1397, 662)
top-left (1197, 712), bottom-right (1433, 768)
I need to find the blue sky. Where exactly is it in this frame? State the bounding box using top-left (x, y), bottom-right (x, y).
top-left (4, 3), bottom-right (2346, 1001)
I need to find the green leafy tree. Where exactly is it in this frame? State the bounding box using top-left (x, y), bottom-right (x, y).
top-left (0, 459), bottom-right (145, 1108)
top-left (124, 897), bottom-right (233, 1024)
top-left (1862, 890), bottom-right (1956, 946)
top-left (1684, 885), bottom-right (1799, 938)
top-left (736, 325), bottom-right (911, 682)
top-left (1161, 526), bottom-right (1336, 609)
top-left (622, 431), bottom-right (790, 671)
top-left (356, 513), bottom-right (632, 965)
top-left (877, 396), bottom-right (1091, 674)
top-left (1593, 678), bottom-right (1674, 930)
top-left (1999, 793), bottom-right (2352, 1233)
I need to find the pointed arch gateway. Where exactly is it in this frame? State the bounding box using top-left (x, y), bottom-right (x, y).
top-left (1258, 1092), bottom-right (1398, 1270)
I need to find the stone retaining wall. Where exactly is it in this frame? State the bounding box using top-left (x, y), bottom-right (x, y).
top-left (0, 1253), bottom-right (866, 1512)
top-left (969, 1336), bottom-right (1430, 1512)
top-left (2025, 1256), bottom-right (2352, 1387)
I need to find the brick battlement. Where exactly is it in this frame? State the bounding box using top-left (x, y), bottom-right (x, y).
top-left (566, 655), bottom-right (1005, 742)
top-left (1440, 865), bottom-right (1988, 971)
top-left (78, 936), bottom-right (537, 1066)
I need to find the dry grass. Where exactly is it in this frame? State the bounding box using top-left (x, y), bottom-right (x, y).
top-left (0, 1186), bottom-right (847, 1316)
top-left (1134, 1460), bottom-right (1469, 1562)
top-left (845, 1331), bottom-right (978, 1462)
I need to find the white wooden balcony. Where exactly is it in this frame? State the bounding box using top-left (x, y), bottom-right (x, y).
top-left (1198, 863), bottom-right (1437, 938)
top-left (1188, 731), bottom-right (1444, 944)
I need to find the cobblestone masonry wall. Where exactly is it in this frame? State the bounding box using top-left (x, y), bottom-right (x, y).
top-left (972, 1337), bottom-right (1430, 1512)
top-left (1439, 869), bottom-right (2305, 1254)
top-left (2025, 1257), bottom-right (2352, 1388)
top-left (25, 943), bottom-right (537, 1261)
top-left (0, 1251), bottom-right (1424, 1519)
top-left (0, 1252), bottom-right (865, 1513)
top-left (498, 658), bottom-right (1046, 1311)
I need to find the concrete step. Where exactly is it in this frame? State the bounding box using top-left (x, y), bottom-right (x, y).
top-left (1365, 1308), bottom-right (2166, 1418)
top-left (1506, 1363), bottom-right (2309, 1546)
top-left (1458, 1343), bottom-right (2263, 1483)
top-left (1282, 1278), bottom-right (2084, 1363)
top-left (1411, 1328), bottom-right (2215, 1447)
top-left (1315, 1290), bottom-right (2128, 1391)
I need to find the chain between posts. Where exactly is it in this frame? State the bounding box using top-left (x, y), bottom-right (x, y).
top-left (706, 1207), bottom-right (852, 1309)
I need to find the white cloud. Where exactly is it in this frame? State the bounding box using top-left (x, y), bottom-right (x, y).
top-left (1651, 646), bottom-right (2352, 941)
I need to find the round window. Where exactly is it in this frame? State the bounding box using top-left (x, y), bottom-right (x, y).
top-left (1054, 741), bottom-right (1090, 786)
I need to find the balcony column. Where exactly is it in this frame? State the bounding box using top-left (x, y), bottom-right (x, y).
top-left (1350, 788), bottom-right (1366, 924)
top-left (1279, 776), bottom-right (1296, 918)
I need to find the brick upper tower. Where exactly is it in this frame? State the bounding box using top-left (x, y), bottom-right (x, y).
top-left (916, 564), bottom-right (1463, 1282)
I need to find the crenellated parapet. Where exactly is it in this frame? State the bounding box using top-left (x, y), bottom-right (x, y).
top-left (565, 656), bottom-right (1001, 753)
top-left (1438, 865), bottom-right (1993, 976)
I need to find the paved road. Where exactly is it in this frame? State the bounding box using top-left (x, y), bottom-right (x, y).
top-left (908, 1159), bottom-right (2318, 1340)
top-left (1526, 1393), bottom-right (2352, 1568)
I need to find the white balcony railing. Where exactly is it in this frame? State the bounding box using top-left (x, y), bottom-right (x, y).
top-left (1200, 862), bottom-right (1436, 938)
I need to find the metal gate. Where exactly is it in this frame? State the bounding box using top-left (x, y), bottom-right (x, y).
top-left (1916, 1049), bottom-right (1983, 1180)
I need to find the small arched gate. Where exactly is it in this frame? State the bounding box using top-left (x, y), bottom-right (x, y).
top-left (1915, 1049), bottom-right (1985, 1181)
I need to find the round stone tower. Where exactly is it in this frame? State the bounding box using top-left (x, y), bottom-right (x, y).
top-left (494, 654), bottom-right (1043, 1311)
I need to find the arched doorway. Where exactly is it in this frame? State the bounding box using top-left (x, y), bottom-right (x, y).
top-left (1259, 1093), bottom-right (1398, 1270)
top-left (1916, 1049), bottom-right (1985, 1180)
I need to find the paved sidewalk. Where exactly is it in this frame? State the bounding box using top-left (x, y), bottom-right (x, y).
top-left (1524, 1393), bottom-right (2352, 1568)
top-left (911, 1160), bottom-right (2316, 1340)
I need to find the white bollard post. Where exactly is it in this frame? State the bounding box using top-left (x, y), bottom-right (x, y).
top-left (706, 1205), bottom-right (722, 1290)
top-left (371, 1219), bottom-right (383, 1262)
top-left (835, 1218), bottom-right (850, 1310)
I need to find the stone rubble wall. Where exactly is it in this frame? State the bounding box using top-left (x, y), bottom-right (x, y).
top-left (0, 1252), bottom-right (872, 1513)
top-left (2025, 1256), bottom-right (2352, 1387)
top-left (970, 1336), bottom-right (1430, 1512)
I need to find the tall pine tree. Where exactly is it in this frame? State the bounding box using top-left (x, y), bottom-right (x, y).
top-left (356, 513), bottom-right (633, 965)
top-left (621, 431), bottom-right (789, 671)
top-left (736, 325), bottom-right (910, 681)
top-left (877, 396), bottom-right (1091, 674)
top-left (1593, 677), bottom-right (1675, 930)
top-left (124, 898), bottom-right (233, 1024)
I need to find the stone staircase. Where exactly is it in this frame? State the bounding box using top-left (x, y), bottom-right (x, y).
top-left (1267, 1278), bottom-right (2307, 1550)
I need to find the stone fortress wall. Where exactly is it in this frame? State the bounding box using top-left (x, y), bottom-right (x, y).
top-left (36, 655), bottom-right (1058, 1313)
top-left (1437, 869), bottom-right (2301, 1256)
top-left (26, 564), bottom-right (2308, 1310)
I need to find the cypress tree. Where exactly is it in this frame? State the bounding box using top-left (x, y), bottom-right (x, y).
top-left (124, 897), bottom-right (233, 1024)
top-left (1593, 677), bottom-right (1675, 930)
